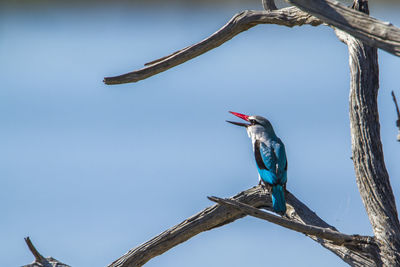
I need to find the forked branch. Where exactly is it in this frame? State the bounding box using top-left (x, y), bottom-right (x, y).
top-left (208, 196), bottom-right (372, 246)
top-left (103, 7), bottom-right (321, 85)
top-left (109, 186), bottom-right (377, 267)
top-left (104, 0), bottom-right (400, 85)
top-left (288, 0), bottom-right (400, 56)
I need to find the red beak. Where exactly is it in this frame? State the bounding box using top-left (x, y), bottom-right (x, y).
top-left (227, 111), bottom-right (251, 127)
top-left (229, 111), bottom-right (249, 121)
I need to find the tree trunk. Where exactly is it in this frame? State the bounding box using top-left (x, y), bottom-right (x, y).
top-left (345, 1), bottom-right (400, 265)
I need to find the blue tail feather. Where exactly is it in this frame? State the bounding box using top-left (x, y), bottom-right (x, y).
top-left (271, 185), bottom-right (286, 214)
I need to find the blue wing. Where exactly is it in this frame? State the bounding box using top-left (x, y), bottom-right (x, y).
top-left (254, 139), bottom-right (287, 185)
top-left (273, 139), bottom-right (287, 185)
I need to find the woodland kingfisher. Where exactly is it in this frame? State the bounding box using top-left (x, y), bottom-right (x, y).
top-left (227, 111), bottom-right (288, 215)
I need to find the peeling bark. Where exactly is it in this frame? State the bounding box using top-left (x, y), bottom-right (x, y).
top-left (333, 0), bottom-right (400, 265)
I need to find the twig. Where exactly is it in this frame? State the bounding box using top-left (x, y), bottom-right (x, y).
top-left (208, 196), bottom-right (371, 245)
top-left (103, 7), bottom-right (321, 85)
top-left (287, 0), bottom-right (400, 56)
top-left (23, 237), bottom-right (70, 267)
top-left (24, 237), bottom-right (46, 263)
top-left (392, 91), bottom-right (400, 141)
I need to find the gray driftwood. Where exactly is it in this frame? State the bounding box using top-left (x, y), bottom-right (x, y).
top-left (101, 0), bottom-right (400, 266)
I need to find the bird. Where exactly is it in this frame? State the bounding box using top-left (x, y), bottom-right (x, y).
top-left (227, 111), bottom-right (288, 215)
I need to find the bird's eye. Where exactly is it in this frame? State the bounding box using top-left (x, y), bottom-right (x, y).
top-left (249, 119), bottom-right (258, 125)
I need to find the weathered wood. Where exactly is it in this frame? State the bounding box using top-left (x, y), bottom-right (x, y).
top-left (287, 0), bottom-right (400, 57)
top-left (103, 7), bottom-right (321, 85)
top-left (22, 237), bottom-right (70, 267)
top-left (108, 186), bottom-right (377, 267)
top-left (104, 0), bottom-right (400, 86)
top-left (208, 196), bottom-right (372, 246)
top-left (334, 1), bottom-right (400, 265)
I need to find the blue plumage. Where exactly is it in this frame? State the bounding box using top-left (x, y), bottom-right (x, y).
top-left (256, 139), bottom-right (287, 214)
top-left (271, 185), bottom-right (286, 213)
top-left (227, 111), bottom-right (288, 215)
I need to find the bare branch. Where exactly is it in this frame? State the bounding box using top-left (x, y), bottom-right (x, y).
top-left (287, 0), bottom-right (400, 56)
top-left (22, 237), bottom-right (70, 267)
top-left (108, 186), bottom-right (377, 267)
top-left (103, 7), bottom-right (321, 85)
top-left (104, 0), bottom-right (400, 85)
top-left (24, 237), bottom-right (46, 263)
top-left (208, 196), bottom-right (372, 246)
top-left (334, 0), bottom-right (400, 265)
top-left (392, 91), bottom-right (400, 141)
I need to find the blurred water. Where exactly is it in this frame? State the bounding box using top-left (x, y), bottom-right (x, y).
top-left (1, 2), bottom-right (400, 267)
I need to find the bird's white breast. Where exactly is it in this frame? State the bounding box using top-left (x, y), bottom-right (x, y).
top-left (247, 125), bottom-right (269, 146)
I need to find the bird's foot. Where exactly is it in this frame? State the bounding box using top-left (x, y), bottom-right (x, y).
top-left (259, 182), bottom-right (272, 193)
top-left (259, 181), bottom-right (266, 190)
top-left (265, 183), bottom-right (272, 192)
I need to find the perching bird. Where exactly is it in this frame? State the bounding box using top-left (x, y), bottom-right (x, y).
top-left (227, 111), bottom-right (288, 215)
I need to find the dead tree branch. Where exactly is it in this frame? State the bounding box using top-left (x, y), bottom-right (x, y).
top-left (287, 0), bottom-right (400, 56)
top-left (108, 186), bottom-right (377, 267)
top-left (22, 237), bottom-right (70, 267)
top-left (334, 0), bottom-right (400, 265)
top-left (104, 0), bottom-right (400, 85)
top-left (392, 91), bottom-right (400, 141)
top-left (24, 237), bottom-right (46, 264)
top-left (103, 7), bottom-right (321, 85)
top-left (208, 196), bottom-right (372, 246)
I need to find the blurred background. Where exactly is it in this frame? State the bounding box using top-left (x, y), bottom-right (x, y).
top-left (1, 0), bottom-right (400, 266)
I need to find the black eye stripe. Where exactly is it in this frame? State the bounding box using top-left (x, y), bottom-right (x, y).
top-left (250, 119), bottom-right (260, 125)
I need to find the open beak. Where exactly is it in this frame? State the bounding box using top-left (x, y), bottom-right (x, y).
top-left (226, 111), bottom-right (250, 127)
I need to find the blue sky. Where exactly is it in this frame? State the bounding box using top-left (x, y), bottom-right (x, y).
top-left (1, 2), bottom-right (400, 267)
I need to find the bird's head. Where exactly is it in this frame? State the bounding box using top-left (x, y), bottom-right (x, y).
top-left (227, 111), bottom-right (275, 140)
